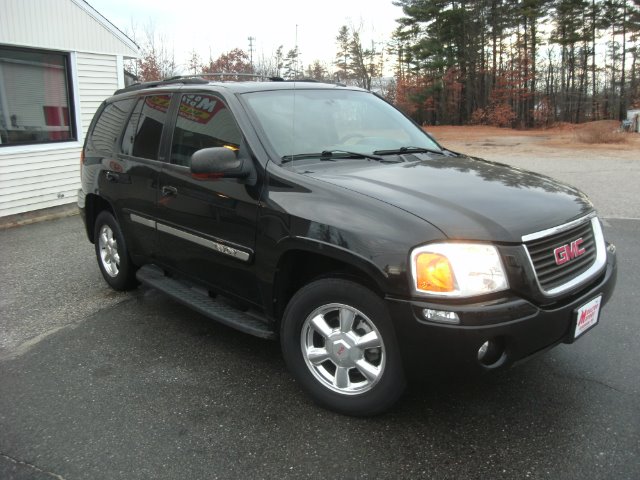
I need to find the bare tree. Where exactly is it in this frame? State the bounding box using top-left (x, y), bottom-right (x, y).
top-left (125, 20), bottom-right (177, 82)
top-left (187, 50), bottom-right (202, 75)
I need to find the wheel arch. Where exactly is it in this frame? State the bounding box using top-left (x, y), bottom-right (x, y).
top-left (270, 239), bottom-right (390, 324)
top-left (84, 194), bottom-right (115, 243)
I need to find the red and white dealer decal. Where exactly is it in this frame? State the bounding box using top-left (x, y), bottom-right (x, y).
top-left (575, 295), bottom-right (602, 338)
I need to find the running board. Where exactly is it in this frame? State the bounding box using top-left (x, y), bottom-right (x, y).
top-left (136, 265), bottom-right (276, 340)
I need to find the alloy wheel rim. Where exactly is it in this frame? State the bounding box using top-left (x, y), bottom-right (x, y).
top-left (300, 303), bottom-right (386, 395)
top-left (98, 225), bottom-right (120, 277)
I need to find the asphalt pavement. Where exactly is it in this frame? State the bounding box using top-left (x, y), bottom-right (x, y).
top-left (1, 168), bottom-right (639, 479)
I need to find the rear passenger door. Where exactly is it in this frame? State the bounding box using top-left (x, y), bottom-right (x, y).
top-left (155, 92), bottom-right (262, 305)
top-left (105, 93), bottom-right (173, 260)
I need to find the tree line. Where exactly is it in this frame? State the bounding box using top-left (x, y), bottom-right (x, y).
top-left (392, 0), bottom-right (640, 126)
top-left (128, 1), bottom-right (640, 128)
top-left (130, 23), bottom-right (385, 88)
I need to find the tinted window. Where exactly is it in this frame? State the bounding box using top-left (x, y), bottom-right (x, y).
top-left (170, 94), bottom-right (241, 167)
top-left (121, 94), bottom-right (171, 160)
top-left (120, 99), bottom-right (143, 156)
top-left (0, 46), bottom-right (76, 146)
top-left (242, 89), bottom-right (441, 159)
top-left (88, 98), bottom-right (135, 153)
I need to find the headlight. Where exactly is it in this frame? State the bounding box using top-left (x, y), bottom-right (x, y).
top-left (410, 243), bottom-right (508, 298)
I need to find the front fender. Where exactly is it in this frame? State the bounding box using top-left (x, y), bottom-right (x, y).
top-left (275, 235), bottom-right (391, 290)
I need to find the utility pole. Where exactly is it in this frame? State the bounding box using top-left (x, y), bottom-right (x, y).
top-left (248, 36), bottom-right (255, 72)
top-left (295, 24), bottom-right (299, 80)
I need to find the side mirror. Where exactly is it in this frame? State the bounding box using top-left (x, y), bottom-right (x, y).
top-left (190, 147), bottom-right (249, 179)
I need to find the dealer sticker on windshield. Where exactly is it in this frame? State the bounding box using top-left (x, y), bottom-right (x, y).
top-left (574, 295), bottom-right (602, 339)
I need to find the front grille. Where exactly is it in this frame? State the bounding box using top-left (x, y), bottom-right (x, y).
top-left (525, 219), bottom-right (597, 292)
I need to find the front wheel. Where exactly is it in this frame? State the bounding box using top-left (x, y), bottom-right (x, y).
top-left (281, 278), bottom-right (406, 416)
top-left (93, 211), bottom-right (137, 291)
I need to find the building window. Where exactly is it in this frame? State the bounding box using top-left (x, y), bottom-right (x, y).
top-left (0, 46), bottom-right (76, 147)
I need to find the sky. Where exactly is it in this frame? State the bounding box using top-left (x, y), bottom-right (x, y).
top-left (86, 0), bottom-right (405, 73)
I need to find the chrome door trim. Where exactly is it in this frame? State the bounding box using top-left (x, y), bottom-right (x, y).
top-left (130, 213), bottom-right (157, 229)
top-left (156, 222), bottom-right (251, 262)
top-left (130, 213), bottom-right (251, 262)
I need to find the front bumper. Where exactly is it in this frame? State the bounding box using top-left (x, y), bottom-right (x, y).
top-left (387, 246), bottom-right (617, 377)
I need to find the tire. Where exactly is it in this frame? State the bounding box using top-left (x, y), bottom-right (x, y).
top-left (281, 278), bottom-right (406, 416)
top-left (93, 211), bottom-right (138, 291)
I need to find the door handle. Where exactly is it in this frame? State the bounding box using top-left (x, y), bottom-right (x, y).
top-left (105, 171), bottom-right (120, 182)
top-left (161, 185), bottom-right (178, 197)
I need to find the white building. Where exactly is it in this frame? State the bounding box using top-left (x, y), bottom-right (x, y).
top-left (0, 0), bottom-right (138, 219)
top-left (627, 109), bottom-right (640, 133)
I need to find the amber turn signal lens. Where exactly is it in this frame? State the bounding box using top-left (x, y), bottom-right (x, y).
top-left (415, 253), bottom-right (455, 292)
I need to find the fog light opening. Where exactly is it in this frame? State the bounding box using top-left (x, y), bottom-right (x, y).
top-left (477, 337), bottom-right (506, 367)
top-left (422, 308), bottom-right (460, 324)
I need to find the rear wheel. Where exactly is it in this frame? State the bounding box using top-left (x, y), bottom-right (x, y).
top-left (281, 278), bottom-right (406, 416)
top-left (94, 211), bottom-right (137, 291)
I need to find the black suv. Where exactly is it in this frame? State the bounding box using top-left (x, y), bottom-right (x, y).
top-left (79, 77), bottom-right (617, 415)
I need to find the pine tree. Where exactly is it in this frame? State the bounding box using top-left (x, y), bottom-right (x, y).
top-left (335, 26), bottom-right (351, 82)
top-left (283, 47), bottom-right (301, 80)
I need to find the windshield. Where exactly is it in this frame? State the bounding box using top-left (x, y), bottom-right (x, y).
top-left (241, 89), bottom-right (442, 161)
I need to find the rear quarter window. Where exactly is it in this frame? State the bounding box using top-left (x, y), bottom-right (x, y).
top-left (87, 98), bottom-right (136, 153)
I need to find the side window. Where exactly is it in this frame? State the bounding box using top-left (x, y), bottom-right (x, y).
top-left (120, 94), bottom-right (172, 160)
top-left (87, 98), bottom-right (135, 153)
top-left (120, 99), bottom-right (142, 156)
top-left (170, 93), bottom-right (242, 167)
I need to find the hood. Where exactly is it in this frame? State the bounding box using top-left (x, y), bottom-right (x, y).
top-left (302, 155), bottom-right (594, 243)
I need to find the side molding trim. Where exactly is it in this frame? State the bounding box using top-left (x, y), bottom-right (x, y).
top-left (130, 213), bottom-right (251, 262)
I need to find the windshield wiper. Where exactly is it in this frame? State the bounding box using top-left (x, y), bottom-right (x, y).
top-left (372, 146), bottom-right (443, 156)
top-left (321, 150), bottom-right (390, 162)
top-left (281, 153), bottom-right (323, 163)
top-left (281, 150), bottom-right (392, 164)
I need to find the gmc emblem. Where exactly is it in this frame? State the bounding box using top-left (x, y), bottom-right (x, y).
top-left (554, 238), bottom-right (586, 265)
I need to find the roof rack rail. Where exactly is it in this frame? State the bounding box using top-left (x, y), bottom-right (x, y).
top-left (113, 73), bottom-right (338, 95)
top-left (114, 76), bottom-right (207, 95)
top-left (269, 77), bottom-right (345, 86)
top-left (185, 73), bottom-right (275, 81)
top-left (114, 72), bottom-right (285, 95)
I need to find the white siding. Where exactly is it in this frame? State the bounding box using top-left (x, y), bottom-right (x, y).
top-left (0, 0), bottom-right (138, 57)
top-left (0, 52), bottom-right (120, 217)
top-left (77, 52), bottom-right (118, 137)
top-left (0, 145), bottom-right (82, 216)
top-left (0, 0), bottom-right (138, 217)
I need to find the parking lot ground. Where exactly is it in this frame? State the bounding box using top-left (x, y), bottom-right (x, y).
top-left (2, 136), bottom-right (640, 479)
top-left (429, 126), bottom-right (640, 221)
top-left (0, 215), bottom-right (638, 479)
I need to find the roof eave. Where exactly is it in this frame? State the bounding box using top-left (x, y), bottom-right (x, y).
top-left (72, 0), bottom-right (140, 56)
